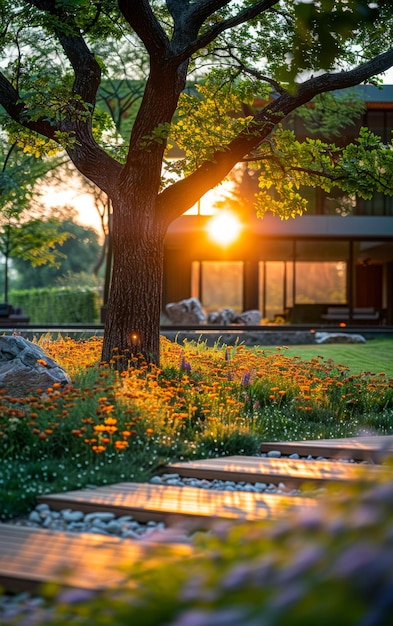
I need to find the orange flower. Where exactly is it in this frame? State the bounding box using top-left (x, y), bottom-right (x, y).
top-left (36, 359), bottom-right (47, 367)
top-left (115, 440), bottom-right (129, 450)
top-left (104, 417), bottom-right (117, 425)
top-left (146, 428), bottom-right (154, 435)
top-left (93, 424), bottom-right (106, 432)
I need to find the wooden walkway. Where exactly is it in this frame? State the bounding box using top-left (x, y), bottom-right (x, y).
top-left (37, 482), bottom-right (317, 525)
top-left (1, 435), bottom-right (393, 594)
top-left (163, 454), bottom-right (390, 488)
top-left (259, 435), bottom-right (393, 462)
top-left (0, 524), bottom-right (191, 593)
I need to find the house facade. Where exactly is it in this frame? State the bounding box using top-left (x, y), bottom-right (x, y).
top-left (163, 85), bottom-right (393, 326)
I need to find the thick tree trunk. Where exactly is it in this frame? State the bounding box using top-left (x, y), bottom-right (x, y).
top-left (101, 192), bottom-right (166, 368)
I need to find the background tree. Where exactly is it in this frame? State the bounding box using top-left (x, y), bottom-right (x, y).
top-left (12, 216), bottom-right (101, 289)
top-left (0, 0), bottom-right (393, 366)
top-left (0, 137), bottom-right (70, 300)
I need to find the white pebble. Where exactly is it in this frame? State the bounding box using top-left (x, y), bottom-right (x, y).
top-left (149, 476), bottom-right (163, 484)
top-left (267, 450), bottom-right (281, 458)
top-left (28, 511), bottom-right (41, 524)
top-left (61, 510), bottom-right (84, 523)
top-left (84, 511), bottom-right (116, 523)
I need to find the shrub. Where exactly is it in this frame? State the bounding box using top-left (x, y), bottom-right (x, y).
top-left (10, 287), bottom-right (100, 324)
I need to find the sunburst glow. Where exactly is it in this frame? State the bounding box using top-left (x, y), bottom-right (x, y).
top-left (207, 211), bottom-right (242, 246)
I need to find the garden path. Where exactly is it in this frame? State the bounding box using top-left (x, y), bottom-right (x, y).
top-left (1, 435), bottom-right (393, 594)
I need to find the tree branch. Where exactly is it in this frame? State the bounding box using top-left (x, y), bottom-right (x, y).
top-left (0, 71), bottom-right (57, 139)
top-left (118, 0), bottom-right (170, 61)
top-left (157, 48), bottom-right (393, 223)
top-left (26, 0), bottom-right (101, 107)
top-left (173, 0), bottom-right (278, 63)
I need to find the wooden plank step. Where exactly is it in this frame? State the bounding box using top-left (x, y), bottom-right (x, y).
top-left (38, 482), bottom-right (317, 527)
top-left (162, 455), bottom-right (391, 487)
top-left (0, 524), bottom-right (190, 593)
top-left (259, 435), bottom-right (393, 462)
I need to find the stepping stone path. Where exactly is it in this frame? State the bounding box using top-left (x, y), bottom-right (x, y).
top-left (1, 434), bottom-right (393, 622)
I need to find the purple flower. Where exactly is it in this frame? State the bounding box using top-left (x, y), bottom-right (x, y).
top-left (180, 356), bottom-right (192, 372)
top-left (241, 371), bottom-right (251, 386)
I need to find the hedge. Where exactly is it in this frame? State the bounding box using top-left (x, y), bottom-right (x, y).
top-left (9, 287), bottom-right (100, 324)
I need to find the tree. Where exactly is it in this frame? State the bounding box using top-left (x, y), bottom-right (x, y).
top-left (0, 137), bottom-right (70, 300)
top-left (12, 217), bottom-right (101, 289)
top-left (0, 1), bottom-right (393, 367)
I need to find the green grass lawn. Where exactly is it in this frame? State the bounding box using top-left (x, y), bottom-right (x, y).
top-left (282, 338), bottom-right (393, 377)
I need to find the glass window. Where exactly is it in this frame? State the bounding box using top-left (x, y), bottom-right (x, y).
top-left (193, 261), bottom-right (243, 313)
top-left (259, 261), bottom-right (293, 321)
top-left (295, 261), bottom-right (346, 303)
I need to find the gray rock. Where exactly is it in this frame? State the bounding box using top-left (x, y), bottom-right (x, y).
top-left (61, 510), bottom-right (84, 523)
top-left (315, 332), bottom-right (366, 344)
top-left (149, 475), bottom-right (163, 484)
top-left (254, 482), bottom-right (268, 490)
top-left (233, 309), bottom-right (262, 325)
top-left (165, 298), bottom-right (207, 325)
top-left (106, 520), bottom-right (122, 534)
top-left (0, 335), bottom-right (71, 396)
top-left (91, 518), bottom-right (107, 529)
top-left (267, 450), bottom-right (282, 458)
top-left (84, 511), bottom-right (116, 523)
top-left (208, 308), bottom-right (236, 325)
top-left (122, 529), bottom-right (142, 539)
top-left (35, 504), bottom-right (50, 513)
top-left (207, 308), bottom-right (262, 326)
top-left (28, 511), bottom-right (42, 523)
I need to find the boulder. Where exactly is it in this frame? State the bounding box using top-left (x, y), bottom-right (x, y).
top-left (208, 308), bottom-right (236, 325)
top-left (315, 332), bottom-right (366, 344)
top-left (165, 297), bottom-right (207, 325)
top-left (208, 308), bottom-right (262, 325)
top-left (0, 335), bottom-right (72, 396)
top-left (233, 309), bottom-right (262, 325)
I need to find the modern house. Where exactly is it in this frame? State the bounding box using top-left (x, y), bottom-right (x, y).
top-left (162, 85), bottom-right (393, 327)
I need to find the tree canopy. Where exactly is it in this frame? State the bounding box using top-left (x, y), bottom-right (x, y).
top-left (0, 136), bottom-right (71, 300)
top-left (11, 218), bottom-right (101, 289)
top-left (0, 0), bottom-right (393, 365)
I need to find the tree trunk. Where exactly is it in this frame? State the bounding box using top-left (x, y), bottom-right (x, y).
top-left (101, 192), bottom-right (166, 368)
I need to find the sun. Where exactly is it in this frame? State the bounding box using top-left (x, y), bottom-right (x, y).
top-left (207, 211), bottom-right (242, 246)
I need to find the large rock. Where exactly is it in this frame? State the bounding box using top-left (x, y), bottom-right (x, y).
top-left (165, 298), bottom-right (207, 325)
top-left (315, 332), bottom-right (366, 344)
top-left (208, 308), bottom-right (262, 325)
top-left (208, 308), bottom-right (236, 324)
top-left (233, 309), bottom-right (262, 325)
top-left (0, 335), bottom-right (71, 396)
